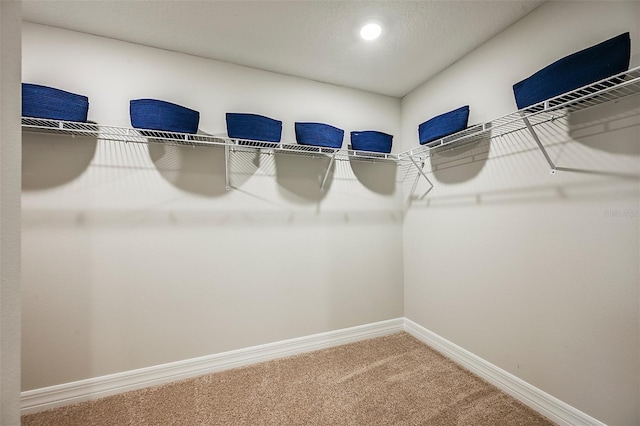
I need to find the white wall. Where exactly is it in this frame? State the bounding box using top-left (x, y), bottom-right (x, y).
top-left (1, 1), bottom-right (22, 424)
top-left (402, 2), bottom-right (640, 425)
top-left (21, 22), bottom-right (403, 391)
top-left (21, 4), bottom-right (640, 424)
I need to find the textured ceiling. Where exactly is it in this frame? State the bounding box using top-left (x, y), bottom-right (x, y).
top-left (22, 0), bottom-right (545, 98)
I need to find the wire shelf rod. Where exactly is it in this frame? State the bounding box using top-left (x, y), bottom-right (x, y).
top-left (398, 65), bottom-right (640, 162)
top-left (21, 117), bottom-right (400, 164)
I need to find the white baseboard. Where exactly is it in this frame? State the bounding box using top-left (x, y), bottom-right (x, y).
top-left (21, 318), bottom-right (404, 415)
top-left (22, 317), bottom-right (606, 426)
top-left (404, 318), bottom-right (606, 426)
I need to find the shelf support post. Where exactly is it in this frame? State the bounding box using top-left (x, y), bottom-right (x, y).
top-left (320, 154), bottom-right (336, 193)
top-left (224, 143), bottom-right (231, 191)
top-left (520, 113), bottom-right (557, 175)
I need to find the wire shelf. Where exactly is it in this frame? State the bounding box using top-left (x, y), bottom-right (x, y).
top-left (22, 65), bottom-right (640, 191)
top-left (399, 65), bottom-right (640, 161)
top-left (21, 117), bottom-right (399, 163)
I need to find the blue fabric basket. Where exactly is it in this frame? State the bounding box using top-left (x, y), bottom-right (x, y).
top-left (22, 83), bottom-right (89, 122)
top-left (295, 122), bottom-right (344, 149)
top-left (130, 99), bottom-right (200, 134)
top-left (513, 32), bottom-right (631, 110)
top-left (350, 131), bottom-right (393, 153)
top-left (418, 106), bottom-right (469, 146)
top-left (226, 113), bottom-right (282, 143)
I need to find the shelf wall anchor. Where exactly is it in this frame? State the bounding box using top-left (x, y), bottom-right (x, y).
top-left (520, 113), bottom-right (557, 175)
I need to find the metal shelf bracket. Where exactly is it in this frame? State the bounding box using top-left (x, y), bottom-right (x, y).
top-left (320, 154), bottom-right (336, 193)
top-left (224, 143), bottom-right (231, 190)
top-left (407, 156), bottom-right (433, 207)
top-left (520, 113), bottom-right (557, 175)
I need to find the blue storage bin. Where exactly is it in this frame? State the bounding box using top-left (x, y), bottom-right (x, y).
top-left (226, 113), bottom-right (282, 143)
top-left (295, 122), bottom-right (344, 149)
top-left (350, 131), bottom-right (393, 153)
top-left (130, 99), bottom-right (200, 134)
top-left (513, 32), bottom-right (631, 110)
top-left (418, 105), bottom-right (469, 146)
top-left (22, 83), bottom-right (89, 122)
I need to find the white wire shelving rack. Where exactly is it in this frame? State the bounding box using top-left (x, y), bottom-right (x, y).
top-left (21, 66), bottom-right (640, 194)
top-left (21, 117), bottom-right (398, 192)
top-left (397, 65), bottom-right (640, 198)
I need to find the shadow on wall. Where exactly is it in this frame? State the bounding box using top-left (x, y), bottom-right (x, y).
top-left (148, 143), bottom-right (255, 197)
top-left (349, 159), bottom-right (397, 195)
top-left (228, 149), bottom-right (262, 189)
top-left (22, 131), bottom-right (98, 190)
top-left (275, 153), bottom-right (333, 203)
top-left (430, 133), bottom-right (491, 184)
top-left (569, 93), bottom-right (640, 156)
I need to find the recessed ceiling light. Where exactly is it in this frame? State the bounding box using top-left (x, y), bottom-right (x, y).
top-left (360, 23), bottom-right (382, 41)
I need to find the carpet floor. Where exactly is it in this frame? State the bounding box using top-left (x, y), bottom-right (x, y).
top-left (22, 332), bottom-right (556, 425)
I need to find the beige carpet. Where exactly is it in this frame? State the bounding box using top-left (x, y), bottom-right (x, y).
top-left (22, 332), bottom-right (555, 425)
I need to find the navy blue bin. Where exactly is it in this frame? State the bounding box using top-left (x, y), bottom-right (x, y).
top-left (513, 32), bottom-right (631, 110)
top-left (350, 131), bottom-right (393, 153)
top-left (22, 83), bottom-right (89, 122)
top-left (295, 122), bottom-right (344, 149)
top-left (130, 99), bottom-right (200, 134)
top-left (226, 113), bottom-right (282, 143)
top-left (418, 106), bottom-right (469, 146)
